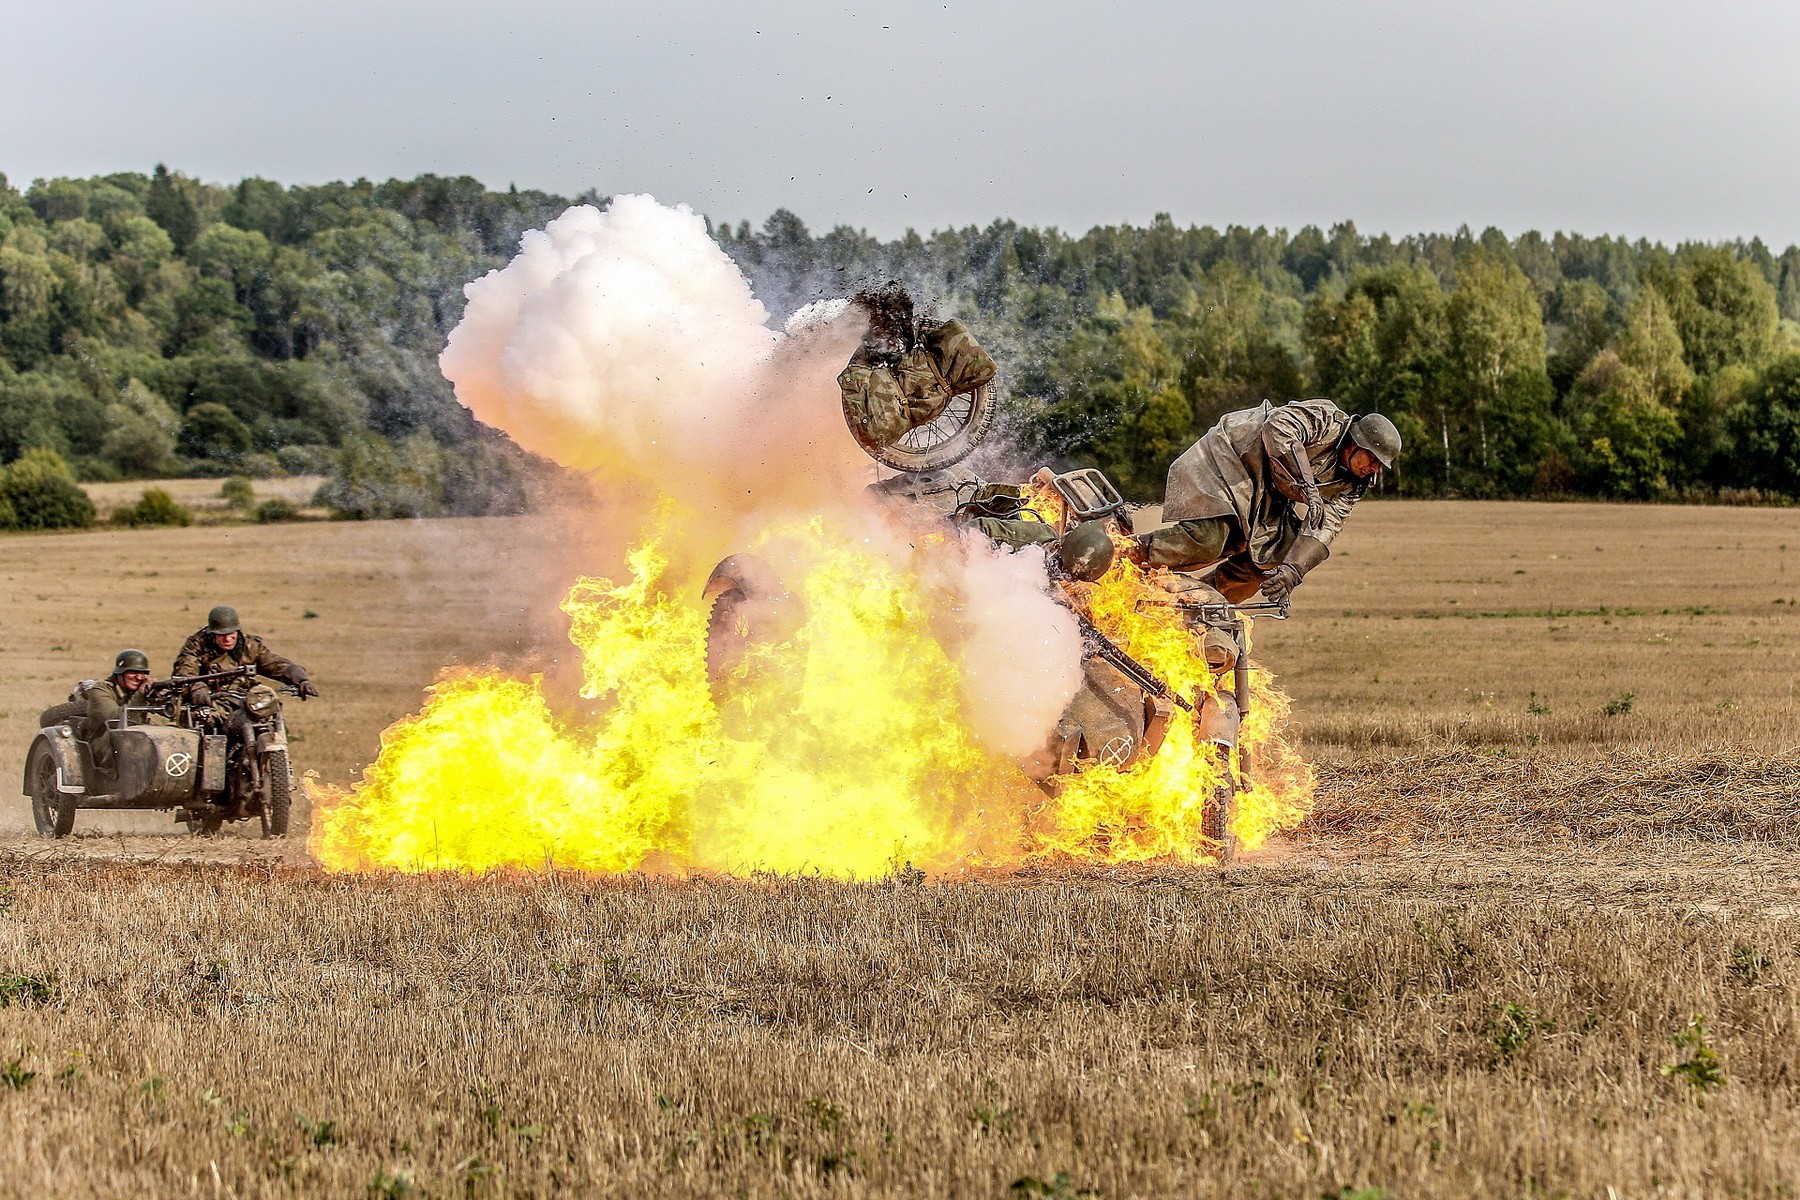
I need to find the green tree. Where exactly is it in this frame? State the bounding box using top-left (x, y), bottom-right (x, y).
top-left (1729, 353), bottom-right (1800, 494)
top-left (1445, 249), bottom-right (1555, 492)
top-left (0, 245), bottom-right (58, 367)
top-left (1026, 295), bottom-right (1189, 498)
top-left (0, 448), bottom-right (96, 529)
top-left (180, 401), bottom-right (253, 461)
top-left (144, 164), bottom-right (201, 254)
top-left (1567, 351), bottom-right (1681, 498)
top-left (1168, 261), bottom-right (1304, 432)
top-left (1546, 279), bottom-right (1613, 398)
top-left (1649, 247), bottom-right (1780, 376)
top-left (101, 379), bottom-right (180, 476)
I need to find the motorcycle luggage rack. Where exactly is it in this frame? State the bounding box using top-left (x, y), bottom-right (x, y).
top-left (1049, 469), bottom-right (1126, 522)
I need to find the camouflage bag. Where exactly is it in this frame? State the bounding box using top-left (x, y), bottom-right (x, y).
top-left (838, 363), bottom-right (912, 447)
top-left (893, 346), bottom-right (954, 427)
top-left (919, 319), bottom-right (997, 394)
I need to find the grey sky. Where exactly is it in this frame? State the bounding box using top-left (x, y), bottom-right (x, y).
top-left (4, 0), bottom-right (1797, 247)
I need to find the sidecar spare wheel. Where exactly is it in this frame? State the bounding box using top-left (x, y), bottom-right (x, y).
top-left (845, 383), bottom-right (995, 472)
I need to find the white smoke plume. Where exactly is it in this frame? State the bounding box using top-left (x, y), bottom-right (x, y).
top-left (441, 194), bottom-right (1080, 761)
top-left (441, 195), bottom-right (870, 525)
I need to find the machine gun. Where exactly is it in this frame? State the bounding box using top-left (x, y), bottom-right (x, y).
top-left (146, 664), bottom-right (258, 697)
top-left (1074, 612), bottom-right (1194, 712)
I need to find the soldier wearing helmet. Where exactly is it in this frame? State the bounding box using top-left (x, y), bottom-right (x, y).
top-left (80, 649), bottom-right (154, 778)
top-left (1136, 400), bottom-right (1401, 604)
top-left (172, 606), bottom-right (318, 755)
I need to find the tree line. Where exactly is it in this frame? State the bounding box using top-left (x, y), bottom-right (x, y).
top-left (719, 213), bottom-right (1800, 502)
top-left (3, 167), bottom-right (1799, 531)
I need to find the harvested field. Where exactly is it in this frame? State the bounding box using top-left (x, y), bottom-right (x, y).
top-left (80, 476), bottom-right (328, 524)
top-left (1, 500), bottom-right (1798, 1196)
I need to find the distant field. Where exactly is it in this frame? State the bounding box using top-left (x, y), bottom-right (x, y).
top-left (3, 501), bottom-right (1799, 1197)
top-left (80, 475), bottom-right (327, 523)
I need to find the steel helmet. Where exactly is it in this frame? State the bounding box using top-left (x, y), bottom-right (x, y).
top-left (1349, 413), bottom-right (1402, 469)
top-left (112, 648), bottom-right (150, 675)
top-left (1058, 521), bottom-right (1118, 582)
top-left (206, 605), bottom-right (241, 635)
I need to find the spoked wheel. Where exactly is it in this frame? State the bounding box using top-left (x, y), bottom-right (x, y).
top-left (27, 742), bottom-right (77, 839)
top-left (260, 749), bottom-right (293, 838)
top-left (845, 383), bottom-right (995, 472)
top-left (1201, 743), bottom-right (1239, 864)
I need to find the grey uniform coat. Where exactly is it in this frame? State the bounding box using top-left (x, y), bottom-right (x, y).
top-left (1163, 398), bottom-right (1365, 567)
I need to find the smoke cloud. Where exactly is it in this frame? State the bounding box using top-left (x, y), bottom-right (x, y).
top-left (440, 194), bottom-right (1079, 771)
top-left (441, 195), bottom-right (871, 527)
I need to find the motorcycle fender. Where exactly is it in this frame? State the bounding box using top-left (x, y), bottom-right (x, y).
top-left (200, 734), bottom-right (228, 795)
top-left (27, 728), bottom-right (88, 796)
top-left (1140, 694), bottom-right (1175, 762)
top-left (1194, 695), bottom-right (1241, 748)
top-left (255, 729), bottom-right (287, 755)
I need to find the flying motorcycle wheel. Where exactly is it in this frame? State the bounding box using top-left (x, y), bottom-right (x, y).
top-left (27, 741), bottom-right (76, 839)
top-left (846, 383), bottom-right (995, 472)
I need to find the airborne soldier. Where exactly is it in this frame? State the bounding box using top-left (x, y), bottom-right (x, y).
top-left (173, 605), bottom-right (318, 753)
top-left (1136, 399), bottom-right (1401, 603)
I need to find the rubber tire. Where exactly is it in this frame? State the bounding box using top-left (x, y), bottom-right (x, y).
top-left (1201, 743), bottom-right (1238, 864)
top-left (261, 749), bottom-right (293, 838)
top-left (705, 587), bottom-right (754, 696)
top-left (847, 383), bottom-right (996, 472)
top-left (27, 742), bottom-right (76, 839)
top-left (38, 700), bottom-right (84, 729)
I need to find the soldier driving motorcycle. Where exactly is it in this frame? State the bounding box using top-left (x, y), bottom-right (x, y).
top-left (172, 605), bottom-right (317, 760)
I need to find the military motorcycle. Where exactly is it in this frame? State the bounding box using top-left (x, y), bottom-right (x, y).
top-left (24, 664), bottom-right (299, 839)
top-left (702, 465), bottom-right (1287, 861)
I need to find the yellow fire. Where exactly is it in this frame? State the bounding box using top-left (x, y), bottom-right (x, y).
top-left (309, 511), bottom-right (1313, 878)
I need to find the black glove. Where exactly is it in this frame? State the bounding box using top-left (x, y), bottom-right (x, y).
top-left (188, 684), bottom-right (213, 708)
top-left (295, 679), bottom-right (320, 700)
top-left (1260, 562), bottom-right (1304, 604)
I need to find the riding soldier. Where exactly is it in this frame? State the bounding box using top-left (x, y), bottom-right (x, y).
top-left (173, 605), bottom-right (318, 752)
top-left (1135, 399), bottom-right (1401, 603)
top-left (80, 649), bottom-right (153, 779)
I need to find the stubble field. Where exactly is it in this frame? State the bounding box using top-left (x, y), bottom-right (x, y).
top-left (1, 500), bottom-right (1797, 1198)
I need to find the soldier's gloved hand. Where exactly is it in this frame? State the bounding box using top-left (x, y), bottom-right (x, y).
top-left (1260, 562), bottom-right (1304, 604)
top-left (295, 680), bottom-right (320, 700)
top-left (189, 684), bottom-right (212, 708)
top-left (1300, 483), bottom-right (1325, 534)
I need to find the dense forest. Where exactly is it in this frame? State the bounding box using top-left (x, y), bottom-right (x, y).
top-left (3, 167), bottom-right (1799, 530)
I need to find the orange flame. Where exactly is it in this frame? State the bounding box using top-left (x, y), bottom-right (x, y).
top-left (309, 513), bottom-right (1313, 878)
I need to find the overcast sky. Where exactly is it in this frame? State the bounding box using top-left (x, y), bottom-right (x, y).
top-left (4, 0), bottom-right (1797, 247)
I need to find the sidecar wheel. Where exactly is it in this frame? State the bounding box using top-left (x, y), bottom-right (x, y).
top-left (27, 742), bottom-right (77, 839)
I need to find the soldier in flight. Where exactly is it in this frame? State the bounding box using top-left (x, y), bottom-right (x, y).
top-left (1135, 399), bottom-right (1401, 603)
top-left (173, 605), bottom-right (318, 753)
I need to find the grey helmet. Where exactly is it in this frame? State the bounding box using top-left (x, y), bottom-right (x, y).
top-left (112, 648), bottom-right (150, 675)
top-left (206, 605), bottom-right (241, 635)
top-left (1058, 521), bottom-right (1118, 582)
top-left (1349, 413), bottom-right (1402, 469)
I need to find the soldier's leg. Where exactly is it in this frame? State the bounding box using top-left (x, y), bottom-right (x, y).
top-left (1142, 518), bottom-right (1232, 570)
top-left (82, 689), bottom-right (122, 777)
top-left (1207, 553), bottom-right (1272, 604)
top-left (968, 516), bottom-right (1059, 549)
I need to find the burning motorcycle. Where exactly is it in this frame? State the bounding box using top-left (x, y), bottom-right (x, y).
top-left (702, 464), bottom-right (1287, 862)
top-left (25, 664), bottom-right (300, 839)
